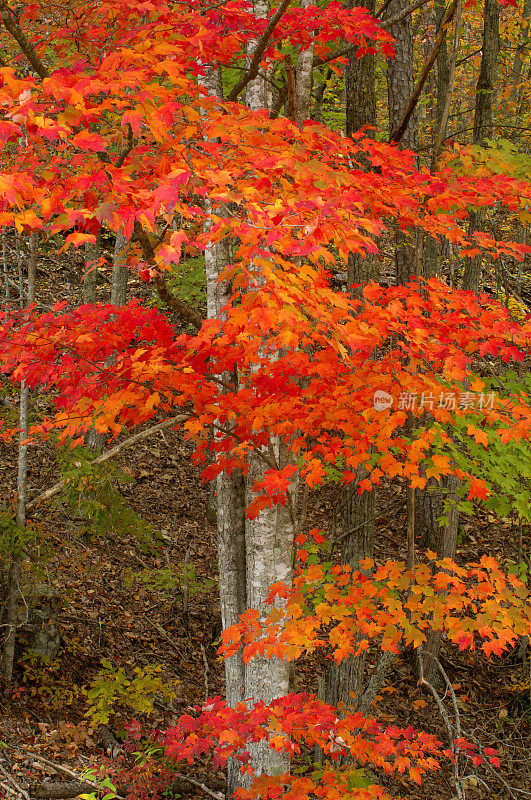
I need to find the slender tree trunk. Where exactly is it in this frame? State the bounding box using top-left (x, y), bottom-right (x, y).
top-left (346, 0), bottom-right (377, 289)
top-left (111, 230), bottom-right (129, 306)
top-left (200, 64), bottom-right (249, 797)
top-left (2, 227), bottom-right (9, 307)
top-left (385, 0), bottom-right (420, 284)
top-left (418, 475), bottom-right (460, 684)
top-left (238, 10), bottom-right (299, 781)
top-left (294, 0), bottom-right (314, 127)
top-left (83, 237), bottom-right (99, 304)
top-left (462, 0), bottom-right (499, 292)
top-left (2, 230), bottom-right (37, 689)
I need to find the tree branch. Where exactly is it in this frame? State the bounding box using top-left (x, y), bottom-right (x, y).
top-left (312, 0), bottom-right (433, 69)
top-left (227, 0), bottom-right (293, 102)
top-left (0, 1), bottom-right (49, 78)
top-left (115, 122), bottom-right (134, 168)
top-left (389, 0), bottom-right (458, 144)
top-left (26, 414), bottom-right (189, 511)
top-left (133, 220), bottom-right (203, 329)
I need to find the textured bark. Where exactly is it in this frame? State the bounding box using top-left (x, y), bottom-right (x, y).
top-left (83, 239), bottom-right (99, 304)
top-left (385, 0), bottom-right (419, 284)
top-left (462, 0), bottom-right (499, 293)
top-left (111, 230), bottom-right (129, 306)
top-left (324, 470), bottom-right (379, 738)
top-left (346, 0), bottom-right (376, 137)
top-left (201, 64), bottom-right (248, 798)
top-left (29, 781), bottom-right (99, 799)
top-left (346, 0), bottom-right (377, 290)
top-left (246, 0), bottom-right (270, 111)
top-left (417, 475), bottom-right (460, 684)
top-left (294, 0), bottom-right (314, 127)
top-left (386, 0), bottom-right (418, 152)
top-left (2, 231), bottom-right (37, 688)
top-left (244, 450), bottom-right (294, 779)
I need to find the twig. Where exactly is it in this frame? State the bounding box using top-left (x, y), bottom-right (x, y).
top-left (115, 123), bottom-right (134, 169)
top-left (0, 763), bottom-right (29, 800)
top-left (24, 754), bottom-right (90, 783)
top-left (200, 643), bottom-right (210, 702)
top-left (144, 617), bottom-right (184, 659)
top-left (174, 773), bottom-right (223, 800)
top-left (420, 656), bottom-right (463, 800)
top-left (26, 414), bottom-right (189, 511)
top-left (1, 780), bottom-right (21, 798)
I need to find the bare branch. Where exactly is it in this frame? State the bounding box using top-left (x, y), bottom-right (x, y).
top-left (227, 0), bottom-right (293, 102)
top-left (26, 414), bottom-right (189, 511)
top-left (0, 1), bottom-right (48, 78)
top-left (115, 122), bottom-right (134, 168)
top-left (133, 220), bottom-right (203, 329)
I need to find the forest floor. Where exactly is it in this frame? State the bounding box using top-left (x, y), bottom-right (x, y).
top-left (0, 241), bottom-right (530, 800)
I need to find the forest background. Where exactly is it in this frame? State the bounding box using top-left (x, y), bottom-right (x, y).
top-left (0, 1), bottom-right (530, 800)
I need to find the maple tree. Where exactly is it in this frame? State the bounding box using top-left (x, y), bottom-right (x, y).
top-left (0, 0), bottom-right (530, 798)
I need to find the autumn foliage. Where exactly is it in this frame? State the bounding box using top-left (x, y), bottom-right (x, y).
top-left (0, 0), bottom-right (530, 798)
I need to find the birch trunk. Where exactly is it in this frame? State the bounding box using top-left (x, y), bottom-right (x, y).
top-left (200, 64), bottom-right (248, 796)
top-left (242, 6), bottom-right (296, 779)
top-left (2, 230), bottom-right (37, 689)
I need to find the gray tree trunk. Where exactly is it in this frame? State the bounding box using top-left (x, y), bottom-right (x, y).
top-left (417, 475), bottom-right (460, 684)
top-left (200, 64), bottom-right (249, 797)
top-left (294, 0), bottom-right (314, 127)
top-left (111, 230), bottom-right (129, 306)
top-left (462, 0), bottom-right (499, 293)
top-left (243, 14), bottom-right (294, 779)
top-left (346, 0), bottom-right (377, 290)
top-left (385, 0), bottom-right (419, 285)
top-left (2, 230), bottom-right (37, 689)
top-left (83, 238), bottom-right (99, 304)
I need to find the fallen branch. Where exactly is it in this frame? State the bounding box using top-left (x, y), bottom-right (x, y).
top-left (26, 414), bottom-right (189, 512)
top-left (0, 762), bottom-right (30, 800)
top-left (174, 773), bottom-right (224, 800)
top-left (28, 780), bottom-right (99, 799)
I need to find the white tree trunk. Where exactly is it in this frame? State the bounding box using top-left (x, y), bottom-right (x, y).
top-left (3, 230), bottom-right (37, 688)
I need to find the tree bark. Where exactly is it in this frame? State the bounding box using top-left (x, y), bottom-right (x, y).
top-left (2, 230), bottom-right (37, 689)
top-left (111, 230), bottom-right (129, 306)
top-left (385, 0), bottom-right (419, 284)
top-left (83, 237), bottom-right (99, 304)
top-left (462, 0), bottom-right (500, 293)
top-left (417, 475), bottom-right (460, 684)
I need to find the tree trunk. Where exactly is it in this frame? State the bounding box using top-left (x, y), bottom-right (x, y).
top-left (325, 476), bottom-right (375, 716)
top-left (111, 230), bottom-right (129, 306)
top-left (83, 237), bottom-right (99, 304)
top-left (346, 0), bottom-right (377, 290)
top-left (2, 230), bottom-right (37, 689)
top-left (417, 475), bottom-right (460, 685)
top-left (294, 0), bottom-right (314, 128)
top-left (462, 0), bottom-right (499, 293)
top-left (385, 0), bottom-right (419, 285)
